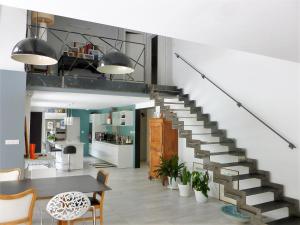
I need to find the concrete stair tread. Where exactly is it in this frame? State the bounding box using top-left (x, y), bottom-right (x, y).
top-left (211, 151), bottom-right (244, 157)
top-left (220, 161), bottom-right (254, 168)
top-left (170, 109), bottom-right (191, 112)
top-left (267, 216), bottom-right (300, 225)
top-left (253, 200), bottom-right (292, 213)
top-left (230, 173), bottom-right (266, 181)
top-left (163, 102), bottom-right (184, 104)
top-left (242, 186), bottom-right (278, 196)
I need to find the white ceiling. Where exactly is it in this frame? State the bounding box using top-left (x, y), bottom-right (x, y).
top-left (30, 90), bottom-right (150, 110)
top-left (0, 0), bottom-right (298, 62)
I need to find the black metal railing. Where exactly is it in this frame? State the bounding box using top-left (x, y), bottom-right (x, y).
top-left (26, 24), bottom-right (146, 83)
top-left (174, 52), bottom-right (296, 149)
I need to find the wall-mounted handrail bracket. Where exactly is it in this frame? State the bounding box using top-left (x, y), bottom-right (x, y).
top-left (174, 52), bottom-right (296, 150)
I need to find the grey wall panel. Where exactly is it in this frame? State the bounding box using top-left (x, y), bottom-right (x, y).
top-left (0, 69), bottom-right (26, 169)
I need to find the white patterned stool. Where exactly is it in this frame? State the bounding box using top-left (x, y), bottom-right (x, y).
top-left (46, 191), bottom-right (93, 224)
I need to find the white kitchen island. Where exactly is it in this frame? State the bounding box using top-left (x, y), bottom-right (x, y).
top-left (54, 141), bottom-right (84, 170)
top-left (90, 141), bottom-right (134, 168)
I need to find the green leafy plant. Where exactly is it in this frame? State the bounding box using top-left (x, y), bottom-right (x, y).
top-left (47, 134), bottom-right (55, 141)
top-left (155, 156), bottom-right (184, 183)
top-left (180, 166), bottom-right (191, 185)
top-left (154, 157), bottom-right (172, 178)
top-left (191, 170), bottom-right (210, 197)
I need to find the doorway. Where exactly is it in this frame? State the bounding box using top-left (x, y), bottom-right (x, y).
top-left (151, 35), bottom-right (158, 84)
top-left (30, 112), bottom-right (43, 153)
top-left (135, 108), bottom-right (155, 168)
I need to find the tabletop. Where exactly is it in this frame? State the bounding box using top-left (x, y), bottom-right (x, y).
top-left (0, 175), bottom-right (111, 199)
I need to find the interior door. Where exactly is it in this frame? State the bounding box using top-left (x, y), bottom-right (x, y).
top-left (30, 112), bottom-right (43, 153)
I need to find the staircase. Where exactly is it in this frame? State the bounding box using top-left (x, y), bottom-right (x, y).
top-left (150, 86), bottom-right (300, 225)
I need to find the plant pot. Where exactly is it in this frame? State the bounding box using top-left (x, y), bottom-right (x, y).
top-left (178, 184), bottom-right (190, 197)
top-left (194, 190), bottom-right (208, 203)
top-left (168, 176), bottom-right (178, 189)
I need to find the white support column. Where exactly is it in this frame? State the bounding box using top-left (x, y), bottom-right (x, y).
top-left (0, 5), bottom-right (27, 71)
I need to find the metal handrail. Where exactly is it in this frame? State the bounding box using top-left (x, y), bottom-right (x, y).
top-left (174, 52), bottom-right (296, 149)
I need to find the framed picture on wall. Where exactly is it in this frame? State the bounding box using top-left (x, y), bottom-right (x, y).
top-left (60, 120), bottom-right (66, 129)
top-left (47, 121), bottom-right (53, 130)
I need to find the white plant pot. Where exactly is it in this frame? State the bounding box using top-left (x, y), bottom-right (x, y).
top-left (194, 190), bottom-right (208, 203)
top-left (178, 184), bottom-right (190, 197)
top-left (168, 176), bottom-right (178, 189)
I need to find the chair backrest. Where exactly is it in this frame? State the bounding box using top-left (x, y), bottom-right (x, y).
top-left (97, 170), bottom-right (109, 185)
top-left (0, 188), bottom-right (36, 225)
top-left (96, 170), bottom-right (109, 205)
top-left (0, 168), bottom-right (21, 182)
top-left (63, 145), bottom-right (76, 154)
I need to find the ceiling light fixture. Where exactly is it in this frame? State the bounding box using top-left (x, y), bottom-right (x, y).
top-left (11, 12), bottom-right (57, 65)
top-left (97, 51), bottom-right (134, 75)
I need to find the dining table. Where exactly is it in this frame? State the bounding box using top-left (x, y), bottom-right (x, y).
top-left (0, 175), bottom-right (111, 224)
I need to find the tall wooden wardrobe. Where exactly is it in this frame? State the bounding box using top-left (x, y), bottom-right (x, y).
top-left (149, 118), bottom-right (178, 179)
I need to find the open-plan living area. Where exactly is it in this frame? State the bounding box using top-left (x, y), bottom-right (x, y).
top-left (0, 1), bottom-right (299, 225)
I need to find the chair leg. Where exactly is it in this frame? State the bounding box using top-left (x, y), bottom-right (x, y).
top-left (100, 207), bottom-right (103, 225)
top-left (68, 154), bottom-right (71, 172)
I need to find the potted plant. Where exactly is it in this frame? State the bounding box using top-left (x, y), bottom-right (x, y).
top-left (191, 170), bottom-right (210, 203)
top-left (168, 156), bottom-right (184, 189)
top-left (154, 157), bottom-right (171, 186)
top-left (155, 156), bottom-right (184, 189)
top-left (178, 166), bottom-right (191, 197)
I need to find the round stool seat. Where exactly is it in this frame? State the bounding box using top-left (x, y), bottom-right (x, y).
top-left (46, 191), bottom-right (90, 221)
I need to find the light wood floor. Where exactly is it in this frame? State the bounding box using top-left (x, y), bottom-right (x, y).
top-left (32, 157), bottom-right (239, 225)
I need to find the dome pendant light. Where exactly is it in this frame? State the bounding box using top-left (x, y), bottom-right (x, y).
top-left (97, 51), bottom-right (134, 75)
top-left (11, 12), bottom-right (57, 65)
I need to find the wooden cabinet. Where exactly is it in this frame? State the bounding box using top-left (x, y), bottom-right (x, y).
top-left (149, 118), bottom-right (178, 179)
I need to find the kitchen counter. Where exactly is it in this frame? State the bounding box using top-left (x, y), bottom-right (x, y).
top-left (52, 141), bottom-right (84, 170)
top-left (90, 141), bottom-right (134, 168)
top-left (93, 140), bottom-right (133, 146)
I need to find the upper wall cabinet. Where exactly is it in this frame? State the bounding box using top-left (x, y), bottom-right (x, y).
top-left (112, 111), bottom-right (133, 126)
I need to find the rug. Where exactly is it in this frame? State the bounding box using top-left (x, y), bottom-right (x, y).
top-left (89, 160), bottom-right (116, 168)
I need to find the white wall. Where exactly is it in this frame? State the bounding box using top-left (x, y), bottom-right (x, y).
top-left (171, 39), bottom-right (300, 200)
top-left (0, 0), bottom-right (298, 62)
top-left (0, 5), bottom-right (26, 71)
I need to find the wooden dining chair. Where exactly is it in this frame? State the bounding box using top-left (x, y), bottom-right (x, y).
top-left (71, 170), bottom-right (109, 225)
top-left (0, 188), bottom-right (36, 225)
top-left (0, 168), bottom-right (21, 182)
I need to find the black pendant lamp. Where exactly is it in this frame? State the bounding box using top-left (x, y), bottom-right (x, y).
top-left (97, 51), bottom-right (134, 75)
top-left (11, 11), bottom-right (57, 66)
top-left (11, 37), bottom-right (57, 65)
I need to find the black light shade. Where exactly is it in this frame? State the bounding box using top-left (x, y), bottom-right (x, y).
top-left (11, 38), bottom-right (57, 65)
top-left (97, 51), bottom-right (134, 74)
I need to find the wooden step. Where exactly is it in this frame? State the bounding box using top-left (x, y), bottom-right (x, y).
top-left (267, 216), bottom-right (300, 225)
top-left (253, 200), bottom-right (292, 213)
